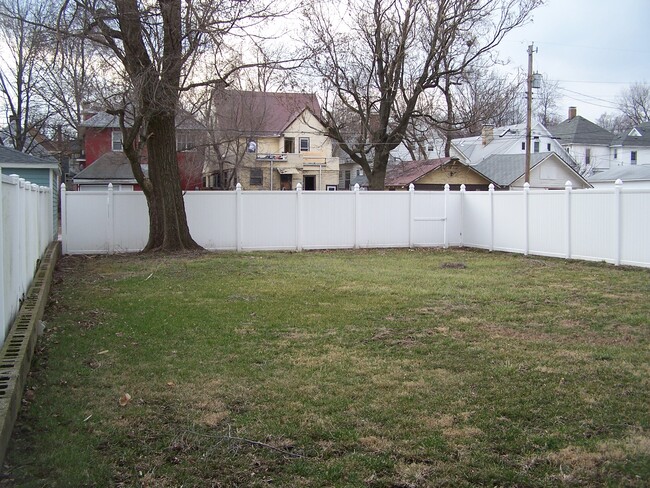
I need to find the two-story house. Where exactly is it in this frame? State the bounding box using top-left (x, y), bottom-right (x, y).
top-left (549, 107), bottom-right (615, 174)
top-left (610, 121), bottom-right (650, 167)
top-left (449, 122), bottom-right (590, 189)
top-left (74, 108), bottom-right (206, 191)
top-left (204, 90), bottom-right (339, 191)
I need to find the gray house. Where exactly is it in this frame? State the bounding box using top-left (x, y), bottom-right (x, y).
top-left (0, 146), bottom-right (60, 238)
top-left (472, 152), bottom-right (591, 190)
top-left (549, 109), bottom-right (615, 173)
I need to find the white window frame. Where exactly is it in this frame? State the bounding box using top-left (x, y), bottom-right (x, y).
top-left (299, 137), bottom-right (310, 152)
top-left (112, 131), bottom-right (123, 152)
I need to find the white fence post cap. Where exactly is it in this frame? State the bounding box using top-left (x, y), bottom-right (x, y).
top-left (614, 179), bottom-right (623, 187)
top-left (354, 183), bottom-right (360, 191)
top-left (524, 182), bottom-right (530, 190)
top-left (296, 183), bottom-right (302, 191)
top-left (460, 184), bottom-right (466, 192)
top-left (409, 183), bottom-right (415, 191)
top-left (488, 183), bottom-right (494, 191)
top-left (236, 183), bottom-right (242, 191)
top-left (565, 180), bottom-right (573, 190)
top-left (444, 183), bottom-right (450, 191)
top-left (108, 182), bottom-right (113, 189)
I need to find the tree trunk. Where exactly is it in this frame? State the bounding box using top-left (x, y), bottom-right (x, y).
top-left (143, 113), bottom-right (201, 251)
top-left (367, 154), bottom-right (389, 190)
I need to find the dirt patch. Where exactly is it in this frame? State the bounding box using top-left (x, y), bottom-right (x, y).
top-left (537, 431), bottom-right (650, 484)
top-left (359, 436), bottom-right (393, 453)
top-left (477, 322), bottom-right (641, 347)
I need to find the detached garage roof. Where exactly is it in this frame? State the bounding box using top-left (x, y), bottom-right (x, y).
top-left (588, 165), bottom-right (650, 183)
top-left (73, 152), bottom-right (147, 184)
top-left (0, 146), bottom-right (60, 173)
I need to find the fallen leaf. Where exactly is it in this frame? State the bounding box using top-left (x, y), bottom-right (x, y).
top-left (97, 350), bottom-right (109, 355)
top-left (119, 393), bottom-right (132, 407)
top-left (167, 381), bottom-right (175, 387)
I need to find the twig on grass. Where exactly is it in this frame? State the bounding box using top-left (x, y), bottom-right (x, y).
top-left (187, 428), bottom-right (305, 458)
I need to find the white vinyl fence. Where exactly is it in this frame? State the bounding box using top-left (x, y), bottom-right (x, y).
top-left (1, 175), bottom-right (54, 340)
top-left (61, 181), bottom-right (650, 268)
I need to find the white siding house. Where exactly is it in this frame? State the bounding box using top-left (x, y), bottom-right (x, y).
top-left (549, 109), bottom-right (614, 173)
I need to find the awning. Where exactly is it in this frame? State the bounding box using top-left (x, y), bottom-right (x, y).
top-left (276, 167), bottom-right (299, 175)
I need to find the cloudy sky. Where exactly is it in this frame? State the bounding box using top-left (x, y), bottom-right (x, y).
top-left (495, 0), bottom-right (650, 122)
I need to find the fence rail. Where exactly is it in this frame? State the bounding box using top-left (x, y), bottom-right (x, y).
top-left (1, 175), bottom-right (53, 340)
top-left (61, 181), bottom-right (650, 269)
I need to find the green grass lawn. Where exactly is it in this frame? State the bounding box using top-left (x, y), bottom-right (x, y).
top-left (3, 249), bottom-right (649, 487)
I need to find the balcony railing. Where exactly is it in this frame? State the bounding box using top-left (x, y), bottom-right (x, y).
top-left (256, 153), bottom-right (287, 161)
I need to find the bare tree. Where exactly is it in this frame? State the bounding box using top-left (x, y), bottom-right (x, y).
top-left (596, 112), bottom-right (630, 135)
top-left (302, 0), bottom-right (540, 189)
top-left (534, 74), bottom-right (561, 126)
top-left (56, 0), bottom-right (291, 252)
top-left (38, 29), bottom-right (103, 139)
top-left (0, 0), bottom-right (52, 152)
top-left (618, 82), bottom-right (650, 125)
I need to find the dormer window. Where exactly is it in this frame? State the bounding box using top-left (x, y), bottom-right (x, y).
top-left (629, 128), bottom-right (642, 137)
top-left (112, 131), bottom-right (123, 151)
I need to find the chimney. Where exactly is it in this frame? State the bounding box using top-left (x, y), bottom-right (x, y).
top-left (82, 102), bottom-right (96, 121)
top-left (568, 107), bottom-right (577, 120)
top-left (481, 124), bottom-right (494, 146)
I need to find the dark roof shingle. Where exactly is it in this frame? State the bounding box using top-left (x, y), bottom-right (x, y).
top-left (549, 116), bottom-right (614, 146)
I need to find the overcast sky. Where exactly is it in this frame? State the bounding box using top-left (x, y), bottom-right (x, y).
top-left (496, 0), bottom-right (650, 123)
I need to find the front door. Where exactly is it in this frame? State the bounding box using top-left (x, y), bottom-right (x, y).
top-left (304, 175), bottom-right (316, 191)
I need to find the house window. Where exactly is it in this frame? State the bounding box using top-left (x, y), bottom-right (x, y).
top-left (585, 148), bottom-right (591, 165)
top-left (631, 151), bottom-right (637, 165)
top-left (284, 137), bottom-right (295, 153)
top-left (357, 169), bottom-right (363, 176)
top-left (299, 137), bottom-right (310, 152)
top-left (344, 170), bottom-right (351, 190)
top-left (112, 131), bottom-right (123, 151)
top-left (250, 168), bottom-right (263, 185)
top-left (547, 143), bottom-right (551, 151)
top-left (533, 141), bottom-right (540, 153)
top-left (521, 142), bottom-right (525, 150)
top-left (614, 148), bottom-right (618, 159)
top-left (177, 132), bottom-right (196, 151)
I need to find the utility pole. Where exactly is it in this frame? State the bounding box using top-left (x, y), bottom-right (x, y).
top-left (524, 43), bottom-right (536, 184)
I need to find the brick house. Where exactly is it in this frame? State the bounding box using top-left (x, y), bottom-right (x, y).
top-left (76, 108), bottom-right (206, 191)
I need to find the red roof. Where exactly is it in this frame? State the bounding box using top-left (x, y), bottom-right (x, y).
top-left (384, 158), bottom-right (452, 187)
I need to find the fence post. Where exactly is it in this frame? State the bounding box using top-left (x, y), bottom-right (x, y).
top-left (0, 177), bottom-right (5, 336)
top-left (60, 183), bottom-right (68, 254)
top-left (488, 183), bottom-right (495, 252)
top-left (235, 183), bottom-right (243, 251)
top-left (565, 180), bottom-right (572, 260)
top-left (354, 183), bottom-right (360, 249)
top-left (614, 178), bottom-right (623, 266)
top-left (296, 183), bottom-right (303, 251)
top-left (107, 183), bottom-right (115, 254)
top-left (18, 178), bottom-right (27, 297)
top-left (408, 183), bottom-right (414, 248)
top-left (443, 184), bottom-right (449, 249)
top-left (10, 176), bottom-right (20, 300)
top-left (459, 184), bottom-right (466, 247)
top-left (31, 184), bottom-right (39, 271)
top-left (523, 182), bottom-right (530, 256)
